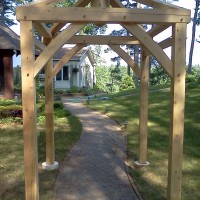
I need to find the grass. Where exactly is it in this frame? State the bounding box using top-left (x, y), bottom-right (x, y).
top-left (87, 86), bottom-right (200, 200)
top-left (0, 101), bottom-right (82, 200)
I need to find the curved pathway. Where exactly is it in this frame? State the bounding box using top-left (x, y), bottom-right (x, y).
top-left (53, 97), bottom-right (140, 200)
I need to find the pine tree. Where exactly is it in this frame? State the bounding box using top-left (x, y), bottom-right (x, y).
top-left (0, 0), bottom-right (31, 26)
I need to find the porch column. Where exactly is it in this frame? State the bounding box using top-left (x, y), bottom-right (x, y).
top-left (20, 20), bottom-right (39, 200)
top-left (135, 48), bottom-right (150, 166)
top-left (167, 23), bottom-right (187, 200)
top-left (42, 38), bottom-right (59, 170)
top-left (3, 51), bottom-right (14, 99)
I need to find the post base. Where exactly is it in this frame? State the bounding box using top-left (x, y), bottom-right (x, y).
top-left (42, 161), bottom-right (59, 171)
top-left (134, 160), bottom-right (150, 166)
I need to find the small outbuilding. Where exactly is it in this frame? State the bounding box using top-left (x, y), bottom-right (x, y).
top-left (0, 21), bottom-right (20, 99)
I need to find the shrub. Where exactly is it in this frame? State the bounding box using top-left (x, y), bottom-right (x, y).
top-left (186, 74), bottom-right (197, 83)
top-left (119, 75), bottom-right (135, 91)
top-left (0, 105), bottom-right (22, 118)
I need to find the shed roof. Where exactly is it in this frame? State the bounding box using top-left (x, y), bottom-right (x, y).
top-left (54, 46), bottom-right (89, 61)
top-left (0, 21), bottom-right (20, 51)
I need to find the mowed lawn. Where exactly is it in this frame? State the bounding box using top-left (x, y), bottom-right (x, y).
top-left (0, 103), bottom-right (82, 200)
top-left (87, 87), bottom-right (200, 200)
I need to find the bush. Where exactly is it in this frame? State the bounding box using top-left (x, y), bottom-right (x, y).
top-left (0, 98), bottom-right (17, 106)
top-left (119, 75), bottom-right (135, 91)
top-left (186, 74), bottom-right (197, 83)
top-left (0, 105), bottom-right (22, 118)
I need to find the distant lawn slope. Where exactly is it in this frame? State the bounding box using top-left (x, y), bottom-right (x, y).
top-left (87, 86), bottom-right (200, 200)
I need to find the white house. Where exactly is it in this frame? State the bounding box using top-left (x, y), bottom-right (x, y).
top-left (39, 46), bottom-right (96, 90)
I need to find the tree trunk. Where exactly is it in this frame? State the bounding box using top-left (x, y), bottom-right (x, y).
top-left (188, 0), bottom-right (200, 74)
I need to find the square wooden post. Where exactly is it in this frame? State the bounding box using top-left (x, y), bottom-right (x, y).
top-left (20, 21), bottom-right (39, 200)
top-left (168, 23), bottom-right (187, 200)
top-left (135, 48), bottom-right (150, 166)
top-left (42, 57), bottom-right (59, 170)
top-left (3, 52), bottom-right (14, 99)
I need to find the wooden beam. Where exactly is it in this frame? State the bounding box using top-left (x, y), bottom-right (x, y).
top-left (109, 45), bottom-right (141, 77)
top-left (148, 25), bottom-right (171, 38)
top-left (34, 24), bottom-right (84, 77)
top-left (49, 0), bottom-right (91, 36)
top-left (168, 23), bottom-right (187, 200)
top-left (159, 37), bottom-right (173, 49)
top-left (51, 44), bottom-right (85, 79)
top-left (33, 22), bottom-right (52, 38)
top-left (110, 0), bottom-right (124, 7)
top-left (74, 0), bottom-right (91, 7)
top-left (20, 20), bottom-right (39, 200)
top-left (91, 0), bottom-right (110, 8)
top-left (49, 23), bottom-right (66, 36)
top-left (16, 7), bottom-right (191, 24)
top-left (138, 48), bottom-right (149, 164)
top-left (123, 24), bottom-right (173, 77)
top-left (67, 35), bottom-right (140, 45)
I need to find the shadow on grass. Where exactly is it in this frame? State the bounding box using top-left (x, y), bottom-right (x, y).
top-left (0, 106), bottom-right (82, 200)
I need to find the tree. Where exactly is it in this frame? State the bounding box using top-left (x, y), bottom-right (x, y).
top-left (119, 75), bottom-right (135, 91)
top-left (0, 0), bottom-right (32, 26)
top-left (188, 0), bottom-right (200, 74)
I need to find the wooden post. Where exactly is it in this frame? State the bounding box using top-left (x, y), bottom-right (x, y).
top-left (20, 21), bottom-right (39, 200)
top-left (91, 0), bottom-right (110, 7)
top-left (3, 52), bottom-right (14, 99)
top-left (135, 48), bottom-right (150, 166)
top-left (42, 38), bottom-right (59, 170)
top-left (167, 23), bottom-right (187, 200)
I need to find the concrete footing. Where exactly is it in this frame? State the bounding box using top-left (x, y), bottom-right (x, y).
top-left (42, 161), bottom-right (59, 170)
top-left (134, 160), bottom-right (150, 166)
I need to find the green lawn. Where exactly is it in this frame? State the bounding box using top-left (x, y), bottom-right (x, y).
top-left (87, 87), bottom-right (200, 200)
top-left (0, 102), bottom-right (82, 200)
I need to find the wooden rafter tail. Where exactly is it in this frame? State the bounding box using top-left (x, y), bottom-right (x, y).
top-left (109, 44), bottom-right (141, 78)
top-left (122, 24), bottom-right (173, 77)
top-left (33, 22), bottom-right (52, 38)
top-left (51, 44), bottom-right (85, 79)
top-left (136, 0), bottom-right (187, 10)
top-left (148, 24), bottom-right (171, 38)
top-left (34, 23), bottom-right (85, 77)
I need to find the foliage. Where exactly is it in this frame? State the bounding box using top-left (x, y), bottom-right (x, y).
top-left (87, 86), bottom-right (200, 200)
top-left (0, 98), bottom-right (17, 106)
top-left (119, 75), bottom-right (135, 91)
top-left (0, 101), bottom-right (82, 200)
top-left (0, 0), bottom-right (32, 26)
top-left (150, 66), bottom-right (171, 85)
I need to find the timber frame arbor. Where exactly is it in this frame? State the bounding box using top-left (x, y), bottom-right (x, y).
top-left (16, 0), bottom-right (190, 199)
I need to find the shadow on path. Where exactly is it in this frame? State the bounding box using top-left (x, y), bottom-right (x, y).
top-left (53, 97), bottom-right (140, 200)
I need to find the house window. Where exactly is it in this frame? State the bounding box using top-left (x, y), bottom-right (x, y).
top-left (55, 66), bottom-right (69, 81)
top-left (63, 66), bottom-right (69, 80)
top-left (56, 70), bottom-right (62, 80)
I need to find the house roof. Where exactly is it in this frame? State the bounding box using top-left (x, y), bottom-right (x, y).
top-left (0, 21), bottom-right (20, 51)
top-left (54, 47), bottom-right (89, 61)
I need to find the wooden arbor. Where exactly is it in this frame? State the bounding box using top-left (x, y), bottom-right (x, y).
top-left (16, 0), bottom-right (190, 199)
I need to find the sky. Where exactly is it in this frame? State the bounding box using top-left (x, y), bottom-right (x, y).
top-left (11, 0), bottom-right (200, 67)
